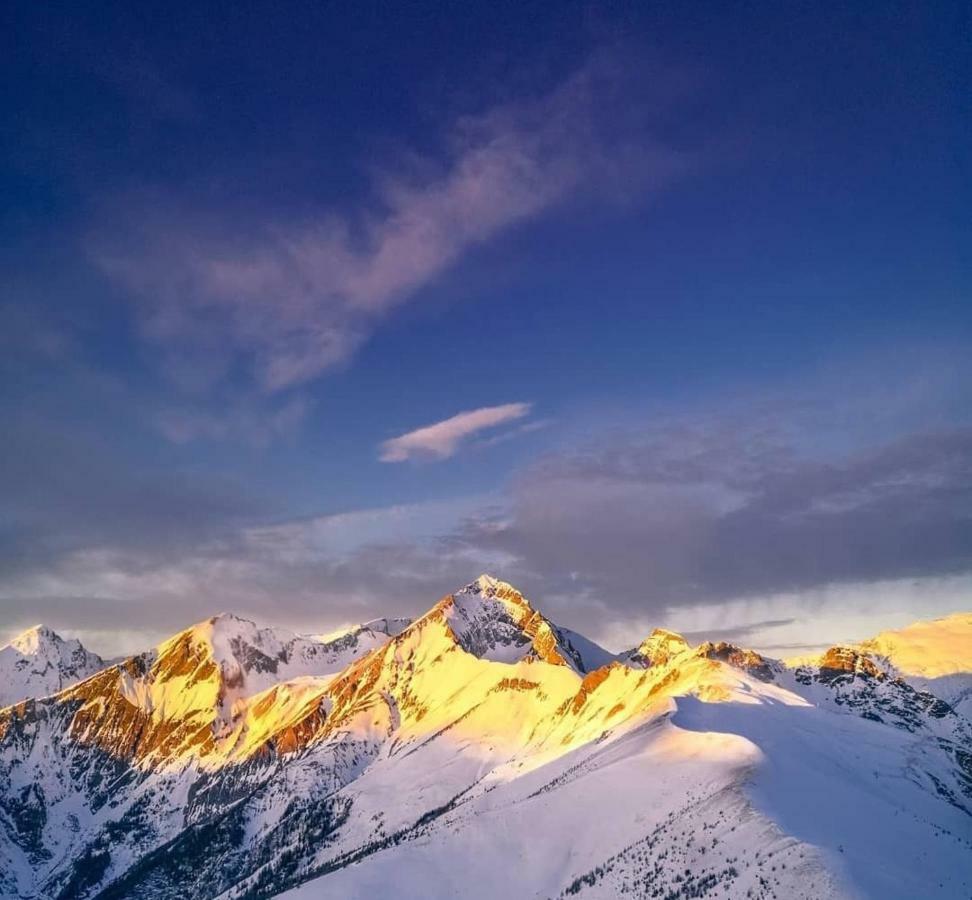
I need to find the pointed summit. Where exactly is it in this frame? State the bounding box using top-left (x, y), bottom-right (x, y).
top-left (414, 575), bottom-right (609, 672)
top-left (0, 624), bottom-right (105, 708)
top-left (8, 623), bottom-right (59, 654)
top-left (620, 628), bottom-right (691, 668)
top-left (469, 573), bottom-right (509, 594)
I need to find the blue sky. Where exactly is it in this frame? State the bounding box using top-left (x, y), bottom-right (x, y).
top-left (2, 1), bottom-right (970, 654)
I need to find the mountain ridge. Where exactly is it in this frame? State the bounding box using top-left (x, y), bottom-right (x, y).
top-left (0, 578), bottom-right (969, 899)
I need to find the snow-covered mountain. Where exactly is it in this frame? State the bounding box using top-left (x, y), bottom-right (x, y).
top-left (857, 612), bottom-right (972, 718)
top-left (414, 574), bottom-right (614, 672)
top-left (306, 616), bottom-right (412, 668)
top-left (0, 625), bottom-right (106, 709)
top-left (0, 578), bottom-right (969, 899)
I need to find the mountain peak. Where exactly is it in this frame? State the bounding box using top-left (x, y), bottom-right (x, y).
top-left (2, 599), bottom-right (970, 900)
top-left (859, 612), bottom-right (972, 679)
top-left (646, 627), bottom-right (688, 644)
top-left (464, 573), bottom-right (523, 599)
top-left (46, 609), bottom-right (405, 765)
top-left (621, 628), bottom-right (691, 668)
top-left (203, 611), bottom-right (261, 635)
top-left (0, 625), bottom-right (104, 708)
top-left (695, 640), bottom-right (777, 681)
top-left (5, 623), bottom-right (91, 660)
top-left (7, 624), bottom-right (61, 654)
top-left (436, 575), bottom-right (534, 625)
top-left (472, 572), bottom-right (504, 587)
top-left (418, 575), bottom-right (597, 671)
top-left (158, 612), bottom-right (342, 683)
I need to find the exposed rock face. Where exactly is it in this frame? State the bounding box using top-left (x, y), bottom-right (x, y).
top-left (422, 575), bottom-right (608, 673)
top-left (0, 626), bottom-right (107, 709)
top-left (307, 617), bottom-right (412, 663)
top-left (696, 642), bottom-right (777, 682)
top-left (791, 645), bottom-right (962, 734)
top-left (0, 581), bottom-right (968, 900)
top-left (858, 613), bottom-right (972, 719)
top-left (816, 646), bottom-right (884, 682)
top-left (621, 628), bottom-right (691, 668)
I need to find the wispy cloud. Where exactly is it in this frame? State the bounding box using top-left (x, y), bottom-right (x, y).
top-left (154, 395), bottom-right (310, 447)
top-left (92, 53), bottom-right (689, 393)
top-left (380, 402), bottom-right (532, 462)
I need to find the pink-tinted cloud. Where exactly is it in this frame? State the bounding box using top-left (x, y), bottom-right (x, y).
top-left (92, 54), bottom-right (688, 393)
top-left (380, 402), bottom-right (532, 462)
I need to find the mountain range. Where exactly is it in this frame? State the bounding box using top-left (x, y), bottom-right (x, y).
top-left (0, 575), bottom-right (969, 899)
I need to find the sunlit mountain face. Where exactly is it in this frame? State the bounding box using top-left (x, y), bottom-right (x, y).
top-left (3, 0), bottom-right (968, 896)
top-left (0, 576), bottom-right (969, 900)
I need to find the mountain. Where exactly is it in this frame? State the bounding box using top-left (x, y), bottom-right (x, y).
top-left (0, 578), bottom-right (969, 900)
top-left (412, 574), bottom-right (614, 672)
top-left (618, 627), bottom-right (690, 667)
top-left (857, 612), bottom-right (972, 718)
top-left (24, 612), bottom-right (405, 767)
top-left (0, 625), bottom-right (106, 709)
top-left (306, 617), bottom-right (412, 667)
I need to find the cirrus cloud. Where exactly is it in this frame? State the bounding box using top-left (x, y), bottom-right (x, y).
top-left (380, 402), bottom-right (532, 462)
top-left (90, 51), bottom-right (691, 395)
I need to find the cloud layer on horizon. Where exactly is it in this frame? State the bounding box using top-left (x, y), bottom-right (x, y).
top-left (3, 356), bottom-right (970, 657)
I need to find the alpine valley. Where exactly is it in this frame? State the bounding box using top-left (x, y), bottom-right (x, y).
top-left (1, 576), bottom-right (970, 900)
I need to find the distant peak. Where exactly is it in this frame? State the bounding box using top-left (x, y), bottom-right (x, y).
top-left (696, 641), bottom-right (776, 682)
top-left (624, 628), bottom-right (690, 668)
top-left (174, 613), bottom-right (265, 646)
top-left (312, 617), bottom-right (413, 646)
top-left (361, 617), bottom-right (412, 637)
top-left (7, 624), bottom-right (62, 653)
top-left (20, 623), bottom-right (56, 638)
top-left (852, 609), bottom-right (972, 681)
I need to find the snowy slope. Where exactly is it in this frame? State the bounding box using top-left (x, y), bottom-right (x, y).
top-left (0, 579), bottom-right (969, 900)
top-left (857, 612), bottom-right (972, 717)
top-left (276, 617), bottom-right (971, 900)
top-left (280, 712), bottom-right (846, 900)
top-left (0, 625), bottom-right (106, 709)
top-left (307, 617), bottom-right (412, 670)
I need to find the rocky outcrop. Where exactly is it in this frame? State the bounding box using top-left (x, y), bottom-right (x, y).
top-left (621, 629), bottom-right (690, 669)
top-left (696, 642), bottom-right (776, 682)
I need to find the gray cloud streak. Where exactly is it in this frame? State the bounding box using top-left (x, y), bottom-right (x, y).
top-left (0, 417), bottom-right (269, 581)
top-left (456, 427), bottom-right (972, 616)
